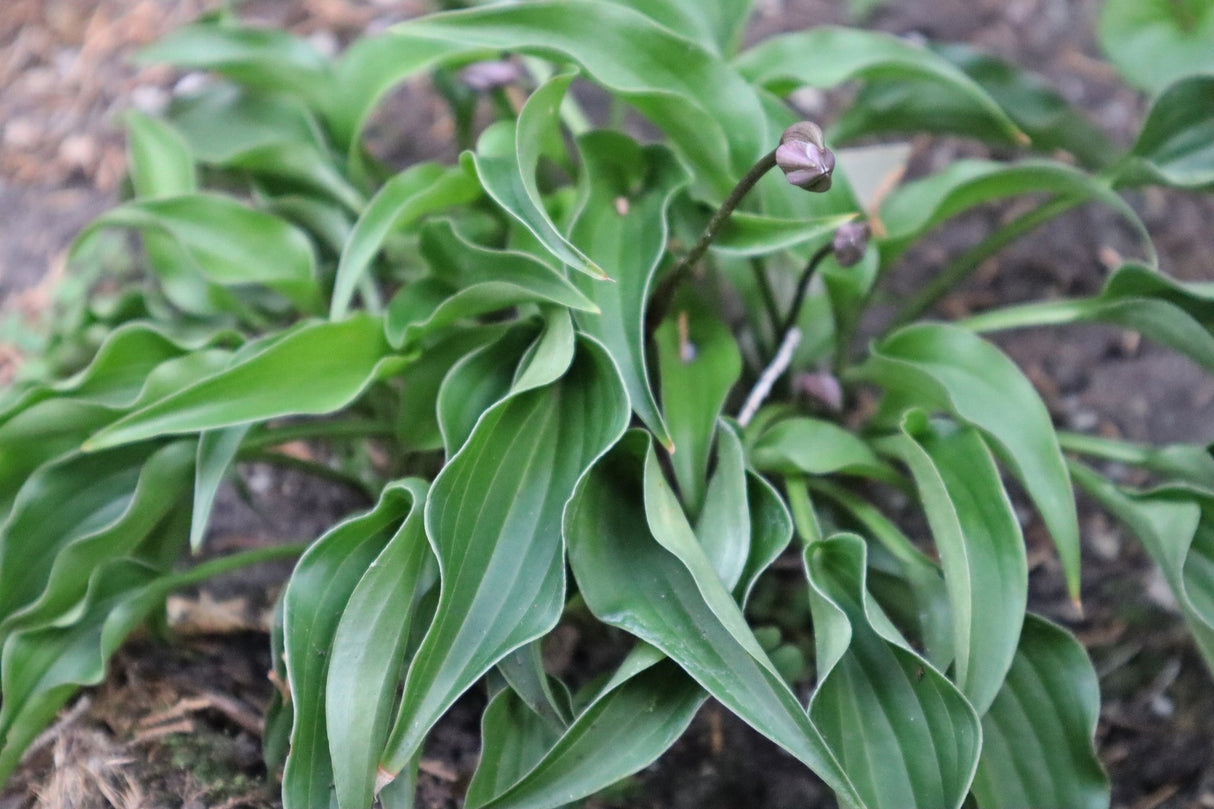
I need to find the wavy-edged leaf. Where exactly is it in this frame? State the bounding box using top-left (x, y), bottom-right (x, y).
top-left (961, 263), bottom-right (1214, 372)
top-left (85, 314), bottom-right (401, 450)
top-left (385, 224), bottom-right (596, 350)
top-left (126, 111), bottom-right (196, 198)
top-left (139, 21), bottom-right (333, 109)
top-left (76, 193), bottom-right (322, 313)
top-left (0, 444), bottom-right (153, 624)
top-left (281, 483), bottom-right (424, 809)
top-left (565, 432), bottom-right (864, 807)
top-left (654, 291), bottom-right (742, 515)
top-left (711, 212), bottom-right (855, 257)
top-left (1071, 463), bottom-right (1214, 669)
top-left (0, 441), bottom-right (193, 637)
top-left (467, 73), bottom-right (603, 280)
top-left (473, 428), bottom-right (791, 809)
top-left (1099, 0), bottom-right (1214, 94)
top-left (877, 159), bottom-right (1153, 266)
top-left (378, 336), bottom-right (628, 778)
top-left (512, 308), bottom-right (577, 396)
top-left (807, 479), bottom-right (953, 670)
top-left (326, 480), bottom-right (434, 809)
top-left (1114, 74), bottom-right (1214, 189)
top-left (435, 324), bottom-right (538, 456)
top-left (854, 322), bottom-right (1081, 600)
top-left (874, 417), bottom-right (1026, 715)
top-left (469, 651), bottom-right (702, 809)
top-left (596, 0), bottom-right (754, 56)
top-left (331, 164), bottom-right (480, 319)
top-left (569, 132), bottom-right (689, 448)
top-left (344, 2), bottom-right (767, 195)
top-left (749, 416), bottom-right (898, 483)
top-left (805, 533), bottom-right (981, 809)
top-left (396, 325), bottom-right (507, 453)
top-left (971, 614), bottom-right (1108, 809)
top-left (734, 27), bottom-right (1022, 143)
top-left (833, 43), bottom-right (1114, 168)
top-left (191, 426), bottom-right (249, 553)
top-left (166, 83), bottom-right (325, 162)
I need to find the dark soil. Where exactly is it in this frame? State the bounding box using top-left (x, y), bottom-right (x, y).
top-left (2, 1), bottom-right (1213, 808)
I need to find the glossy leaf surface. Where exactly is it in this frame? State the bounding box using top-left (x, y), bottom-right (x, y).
top-left (380, 337), bottom-right (628, 776)
top-left (854, 323), bottom-right (1081, 599)
top-left (806, 534), bottom-right (981, 809)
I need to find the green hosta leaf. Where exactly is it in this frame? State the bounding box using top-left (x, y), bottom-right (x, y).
top-left (569, 132), bottom-right (689, 448)
top-left (654, 291), bottom-right (742, 516)
top-left (807, 480), bottom-right (953, 670)
top-left (877, 159), bottom-right (1153, 266)
top-left (961, 263), bottom-right (1214, 372)
top-left (0, 546), bottom-right (293, 786)
top-left (566, 433), bottom-right (864, 807)
top-left (0, 560), bottom-right (159, 784)
top-left (436, 324), bottom-right (538, 456)
top-left (695, 424), bottom-right (751, 592)
top-left (0, 441), bottom-right (193, 637)
top-left (331, 164), bottom-right (480, 320)
top-left (1061, 432), bottom-right (1214, 491)
top-left (281, 482), bottom-right (425, 809)
top-left (596, 0), bottom-right (754, 56)
top-left (874, 417), bottom-right (1027, 715)
top-left (126, 111), bottom-right (196, 198)
top-left (0, 322), bottom-right (230, 420)
top-left (711, 212), bottom-right (855, 257)
top-left (512, 309), bottom-right (577, 395)
top-left (466, 73), bottom-right (603, 280)
top-left (734, 27), bottom-right (1022, 143)
top-left (469, 650), bottom-right (703, 809)
top-left (854, 323), bottom-right (1081, 600)
top-left (223, 141), bottom-right (366, 211)
top-left (76, 193), bottom-right (322, 313)
top-left (467, 686), bottom-right (564, 808)
top-left (327, 480), bottom-right (434, 809)
top-left (832, 43), bottom-right (1114, 168)
top-left (378, 337), bottom-right (628, 779)
top-left (1115, 74), bottom-right (1214, 189)
top-left (139, 21), bottom-right (333, 110)
top-left (971, 615), bottom-right (1108, 809)
top-left (1099, 0), bottom-right (1214, 94)
top-left (0, 444), bottom-right (153, 624)
top-left (748, 416), bottom-right (898, 483)
top-left (474, 427), bottom-right (790, 809)
top-left (85, 314), bottom-right (401, 450)
top-left (190, 425), bottom-right (249, 553)
top-left (495, 642), bottom-right (572, 734)
top-left (805, 533), bottom-right (981, 809)
top-left (396, 326), bottom-right (508, 453)
top-left (167, 84), bottom-right (324, 162)
top-left (385, 223), bottom-right (596, 350)
top-left (356, 2), bottom-right (767, 195)
top-left (1071, 463), bottom-right (1214, 670)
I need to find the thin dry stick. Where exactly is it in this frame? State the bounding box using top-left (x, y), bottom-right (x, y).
top-left (737, 326), bottom-right (801, 427)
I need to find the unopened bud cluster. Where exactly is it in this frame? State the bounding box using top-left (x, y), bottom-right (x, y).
top-left (776, 122), bottom-right (835, 192)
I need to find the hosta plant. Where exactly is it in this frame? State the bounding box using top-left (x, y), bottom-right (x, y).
top-left (2, 2), bottom-right (1213, 808)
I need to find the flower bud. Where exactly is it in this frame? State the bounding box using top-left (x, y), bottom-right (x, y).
top-left (459, 60), bottom-right (520, 92)
top-left (776, 122), bottom-right (835, 192)
top-left (832, 221), bottom-right (870, 267)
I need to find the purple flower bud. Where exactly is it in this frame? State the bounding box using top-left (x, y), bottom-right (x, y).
top-left (777, 122), bottom-right (835, 192)
top-left (459, 60), bottom-right (520, 92)
top-left (832, 221), bottom-right (870, 267)
top-left (797, 372), bottom-right (844, 412)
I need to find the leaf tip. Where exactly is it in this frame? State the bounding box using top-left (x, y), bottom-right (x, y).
top-left (374, 765), bottom-right (396, 796)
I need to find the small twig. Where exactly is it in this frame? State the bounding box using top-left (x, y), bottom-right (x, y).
top-left (737, 327), bottom-right (801, 427)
